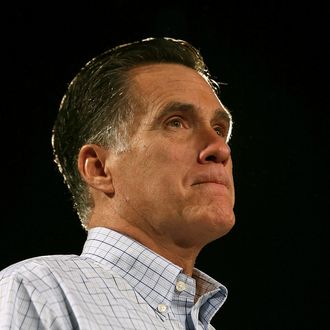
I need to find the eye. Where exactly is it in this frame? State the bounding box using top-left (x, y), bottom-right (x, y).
top-left (214, 126), bottom-right (226, 137)
top-left (166, 117), bottom-right (185, 128)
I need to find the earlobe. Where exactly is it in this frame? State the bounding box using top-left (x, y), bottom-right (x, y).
top-left (78, 144), bottom-right (114, 194)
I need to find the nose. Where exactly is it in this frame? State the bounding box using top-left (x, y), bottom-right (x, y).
top-left (198, 129), bottom-right (231, 165)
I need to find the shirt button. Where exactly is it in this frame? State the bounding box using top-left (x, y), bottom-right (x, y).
top-left (157, 303), bottom-right (168, 313)
top-left (175, 280), bottom-right (186, 292)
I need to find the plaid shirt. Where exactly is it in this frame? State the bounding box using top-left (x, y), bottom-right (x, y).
top-left (0, 227), bottom-right (227, 329)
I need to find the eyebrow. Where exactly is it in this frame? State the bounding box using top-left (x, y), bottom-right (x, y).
top-left (157, 101), bottom-right (232, 125)
top-left (156, 102), bottom-right (196, 120)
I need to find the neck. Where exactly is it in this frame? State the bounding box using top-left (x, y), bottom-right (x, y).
top-left (87, 202), bottom-right (204, 276)
top-left (89, 222), bottom-right (200, 277)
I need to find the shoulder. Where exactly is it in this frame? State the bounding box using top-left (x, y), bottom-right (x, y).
top-left (0, 255), bottom-right (86, 328)
top-left (1, 254), bottom-right (77, 278)
top-left (0, 255), bottom-right (96, 314)
top-left (0, 254), bottom-right (85, 291)
top-left (0, 254), bottom-right (124, 291)
top-left (0, 254), bottom-right (135, 304)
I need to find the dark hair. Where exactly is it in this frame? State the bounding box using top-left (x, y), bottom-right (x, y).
top-left (52, 37), bottom-right (219, 227)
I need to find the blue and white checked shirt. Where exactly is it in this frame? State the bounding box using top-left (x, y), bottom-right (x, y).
top-left (0, 227), bottom-right (228, 329)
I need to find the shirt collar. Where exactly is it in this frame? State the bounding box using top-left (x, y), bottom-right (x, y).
top-left (81, 227), bottom-right (227, 314)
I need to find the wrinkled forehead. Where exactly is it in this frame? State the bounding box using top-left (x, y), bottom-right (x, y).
top-left (129, 63), bottom-right (212, 89)
top-left (128, 63), bottom-right (220, 114)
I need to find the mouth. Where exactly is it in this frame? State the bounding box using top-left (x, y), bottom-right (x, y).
top-left (190, 169), bottom-right (231, 190)
top-left (191, 182), bottom-right (229, 199)
top-left (193, 181), bottom-right (228, 188)
top-left (192, 179), bottom-right (229, 190)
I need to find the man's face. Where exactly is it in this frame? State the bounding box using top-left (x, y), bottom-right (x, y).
top-left (108, 64), bottom-right (235, 249)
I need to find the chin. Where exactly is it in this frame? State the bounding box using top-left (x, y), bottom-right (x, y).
top-left (189, 211), bottom-right (235, 244)
top-left (205, 208), bottom-right (236, 239)
top-left (220, 213), bottom-right (236, 236)
top-left (182, 202), bottom-right (235, 234)
top-left (175, 211), bottom-right (235, 249)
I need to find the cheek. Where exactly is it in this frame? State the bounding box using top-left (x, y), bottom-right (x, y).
top-left (116, 140), bottom-right (193, 195)
top-left (226, 160), bottom-right (235, 203)
top-left (144, 141), bottom-right (190, 170)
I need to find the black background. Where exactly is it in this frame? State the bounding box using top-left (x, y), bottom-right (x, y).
top-left (1, 1), bottom-right (329, 329)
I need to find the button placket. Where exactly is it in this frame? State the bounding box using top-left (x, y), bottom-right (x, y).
top-left (157, 303), bottom-right (168, 313)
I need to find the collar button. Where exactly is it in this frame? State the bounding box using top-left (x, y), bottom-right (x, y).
top-left (175, 280), bottom-right (186, 292)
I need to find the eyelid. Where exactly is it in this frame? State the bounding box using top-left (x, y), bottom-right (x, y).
top-left (213, 123), bottom-right (229, 138)
top-left (165, 115), bottom-right (188, 127)
top-left (166, 115), bottom-right (184, 121)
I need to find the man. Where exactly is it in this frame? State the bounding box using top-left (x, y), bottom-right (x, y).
top-left (0, 37), bottom-right (235, 329)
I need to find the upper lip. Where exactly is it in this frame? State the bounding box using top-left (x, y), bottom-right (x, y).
top-left (191, 170), bottom-right (229, 189)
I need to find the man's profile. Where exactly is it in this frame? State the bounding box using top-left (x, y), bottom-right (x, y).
top-left (0, 37), bottom-right (235, 329)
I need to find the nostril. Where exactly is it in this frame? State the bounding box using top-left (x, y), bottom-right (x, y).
top-left (205, 155), bottom-right (217, 162)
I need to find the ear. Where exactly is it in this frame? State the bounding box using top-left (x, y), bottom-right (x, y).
top-left (78, 144), bottom-right (114, 194)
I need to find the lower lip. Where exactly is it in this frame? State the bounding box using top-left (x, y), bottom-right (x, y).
top-left (194, 182), bottom-right (228, 192)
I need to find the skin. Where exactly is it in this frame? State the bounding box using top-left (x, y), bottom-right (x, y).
top-left (78, 64), bottom-right (235, 276)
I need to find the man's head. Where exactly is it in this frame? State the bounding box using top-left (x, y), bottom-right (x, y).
top-left (52, 37), bottom-right (235, 249)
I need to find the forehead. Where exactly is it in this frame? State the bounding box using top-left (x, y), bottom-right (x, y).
top-left (130, 63), bottom-right (213, 92)
top-left (129, 63), bottom-right (222, 115)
